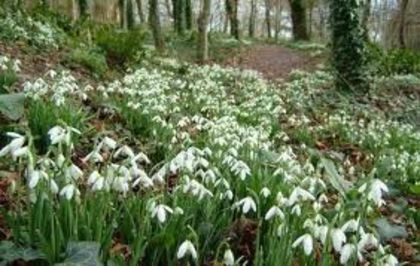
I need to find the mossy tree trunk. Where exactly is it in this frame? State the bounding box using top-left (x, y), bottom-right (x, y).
top-left (330, 0), bottom-right (368, 92)
top-left (289, 0), bottom-right (309, 41)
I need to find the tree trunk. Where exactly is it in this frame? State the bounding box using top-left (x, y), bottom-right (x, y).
top-left (149, 0), bottom-right (165, 53)
top-left (78, 0), bottom-right (89, 18)
top-left (173, 0), bottom-right (186, 34)
top-left (274, 0), bottom-right (283, 40)
top-left (248, 0), bottom-right (257, 37)
top-left (198, 0), bottom-right (211, 63)
top-left (265, 0), bottom-right (272, 38)
top-left (362, 0), bottom-right (372, 41)
top-left (399, 0), bottom-right (409, 48)
top-left (136, 0), bottom-right (145, 23)
top-left (289, 0), bottom-right (309, 40)
top-left (226, 0), bottom-right (239, 39)
top-left (185, 0), bottom-right (193, 30)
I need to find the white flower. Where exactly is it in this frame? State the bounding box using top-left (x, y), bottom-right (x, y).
top-left (133, 152), bottom-right (151, 164)
top-left (28, 170), bottom-right (45, 189)
top-left (177, 240), bottom-right (197, 260)
top-left (341, 219), bottom-right (359, 232)
top-left (0, 134), bottom-right (25, 157)
top-left (48, 126), bottom-right (66, 145)
top-left (340, 244), bottom-right (355, 265)
top-left (384, 254), bottom-right (398, 266)
top-left (223, 249), bottom-right (235, 266)
top-left (66, 164), bottom-right (83, 181)
top-left (12, 146), bottom-right (29, 160)
top-left (287, 187), bottom-right (315, 206)
top-left (102, 137), bottom-right (117, 150)
top-left (291, 204), bottom-right (301, 216)
top-left (59, 184), bottom-right (80, 200)
top-left (260, 187), bottom-right (271, 198)
top-left (331, 228), bottom-right (347, 252)
top-left (367, 179), bottom-right (389, 207)
top-left (265, 206), bottom-right (285, 220)
top-left (313, 225), bottom-right (328, 244)
top-left (151, 204), bottom-right (173, 223)
top-left (358, 233), bottom-right (378, 251)
top-left (114, 145), bottom-right (135, 158)
top-left (292, 234), bottom-right (313, 256)
top-left (234, 197), bottom-right (257, 214)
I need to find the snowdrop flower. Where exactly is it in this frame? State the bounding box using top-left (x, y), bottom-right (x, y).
top-left (114, 145), bottom-right (135, 158)
top-left (340, 244), bottom-right (356, 265)
top-left (0, 133), bottom-right (25, 157)
top-left (331, 228), bottom-right (347, 252)
top-left (291, 204), bottom-right (301, 216)
top-left (177, 240), bottom-right (197, 260)
top-left (49, 179), bottom-right (59, 194)
top-left (223, 249), bottom-right (235, 266)
top-left (59, 184), bottom-right (80, 200)
top-left (102, 137), bottom-right (117, 150)
top-left (28, 170), bottom-right (47, 189)
top-left (11, 146), bottom-right (29, 160)
top-left (367, 179), bottom-right (389, 207)
top-left (233, 197), bottom-right (257, 214)
top-left (83, 149), bottom-right (103, 163)
top-left (287, 187), bottom-right (315, 206)
top-left (341, 219), bottom-right (359, 233)
top-left (358, 233), bottom-right (378, 251)
top-left (132, 152), bottom-right (151, 164)
top-left (313, 225), bottom-right (328, 244)
top-left (66, 164), bottom-right (83, 181)
top-left (383, 254), bottom-right (398, 266)
top-left (151, 204), bottom-right (173, 223)
top-left (265, 206), bottom-right (285, 220)
top-left (292, 234), bottom-right (313, 256)
top-left (260, 187), bottom-right (271, 198)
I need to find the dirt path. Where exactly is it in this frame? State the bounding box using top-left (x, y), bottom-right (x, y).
top-left (227, 44), bottom-right (324, 80)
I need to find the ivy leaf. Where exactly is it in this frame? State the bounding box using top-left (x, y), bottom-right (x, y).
top-left (374, 218), bottom-right (408, 242)
top-left (320, 157), bottom-right (352, 197)
top-left (0, 241), bottom-right (45, 264)
top-left (59, 242), bottom-right (102, 266)
top-left (0, 93), bottom-right (25, 121)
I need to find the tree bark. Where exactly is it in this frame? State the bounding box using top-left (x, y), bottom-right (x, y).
top-left (265, 0), bottom-right (272, 38)
top-left (136, 0), bottom-right (145, 23)
top-left (362, 0), bottom-right (372, 41)
top-left (185, 0), bottom-right (193, 30)
top-left (274, 0), bottom-right (283, 40)
top-left (226, 0), bottom-right (239, 39)
top-left (399, 0), bottom-right (409, 48)
top-left (289, 0), bottom-right (309, 40)
top-left (248, 0), bottom-right (257, 37)
top-left (149, 0), bottom-right (165, 53)
top-left (198, 0), bottom-right (211, 63)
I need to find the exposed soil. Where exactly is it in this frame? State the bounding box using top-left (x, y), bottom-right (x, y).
top-left (225, 44), bottom-right (324, 80)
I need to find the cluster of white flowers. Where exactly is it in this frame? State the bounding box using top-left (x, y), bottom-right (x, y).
top-left (23, 70), bottom-right (88, 106)
top-left (0, 55), bottom-right (21, 73)
top-left (0, 12), bottom-right (60, 47)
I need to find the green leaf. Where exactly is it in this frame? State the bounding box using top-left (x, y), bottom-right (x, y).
top-left (409, 184), bottom-right (420, 195)
top-left (374, 218), bottom-right (408, 241)
top-left (0, 93), bottom-right (25, 121)
top-left (320, 157), bottom-right (352, 197)
top-left (62, 241), bottom-right (103, 266)
top-left (0, 241), bottom-right (45, 263)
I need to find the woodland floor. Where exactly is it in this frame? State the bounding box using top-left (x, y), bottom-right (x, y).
top-left (226, 44), bottom-right (325, 80)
